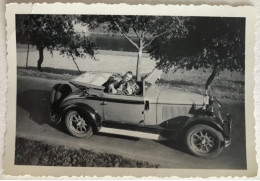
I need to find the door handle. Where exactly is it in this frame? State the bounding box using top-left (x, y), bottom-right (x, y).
top-left (101, 101), bottom-right (107, 105)
top-left (145, 100), bottom-right (149, 111)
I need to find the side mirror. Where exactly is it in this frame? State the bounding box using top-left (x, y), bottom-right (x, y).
top-left (145, 100), bottom-right (149, 111)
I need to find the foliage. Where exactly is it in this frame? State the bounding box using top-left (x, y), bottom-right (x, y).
top-left (80, 15), bottom-right (189, 80)
top-left (16, 15), bottom-right (97, 72)
top-left (149, 17), bottom-right (245, 90)
top-left (15, 137), bottom-right (159, 168)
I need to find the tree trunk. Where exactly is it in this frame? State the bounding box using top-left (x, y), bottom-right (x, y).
top-left (72, 58), bottom-right (81, 74)
top-left (136, 40), bottom-right (143, 81)
top-left (26, 42), bottom-right (30, 69)
top-left (205, 66), bottom-right (219, 93)
top-left (136, 49), bottom-right (142, 81)
top-left (37, 47), bottom-right (44, 71)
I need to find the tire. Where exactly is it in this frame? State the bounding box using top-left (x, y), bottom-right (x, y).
top-left (65, 110), bottom-right (93, 138)
top-left (185, 124), bottom-right (224, 158)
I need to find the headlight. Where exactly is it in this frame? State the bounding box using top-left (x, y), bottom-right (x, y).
top-left (202, 94), bottom-right (209, 111)
top-left (202, 94), bottom-right (214, 113)
top-left (208, 96), bottom-right (214, 113)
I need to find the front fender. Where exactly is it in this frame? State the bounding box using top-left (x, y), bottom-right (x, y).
top-left (57, 102), bottom-right (102, 132)
top-left (175, 115), bottom-right (224, 139)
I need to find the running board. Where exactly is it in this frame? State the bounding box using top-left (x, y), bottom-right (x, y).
top-left (99, 127), bottom-right (167, 141)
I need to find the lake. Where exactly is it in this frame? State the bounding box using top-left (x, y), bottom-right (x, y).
top-left (89, 33), bottom-right (150, 52)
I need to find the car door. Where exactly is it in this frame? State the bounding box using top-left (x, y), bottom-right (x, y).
top-left (102, 94), bottom-right (145, 125)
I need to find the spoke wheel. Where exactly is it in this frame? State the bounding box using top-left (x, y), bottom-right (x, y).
top-left (65, 110), bottom-right (93, 138)
top-left (185, 124), bottom-right (224, 158)
top-left (190, 130), bottom-right (215, 154)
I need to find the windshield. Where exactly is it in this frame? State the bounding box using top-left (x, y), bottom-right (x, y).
top-left (144, 69), bottom-right (162, 84)
top-left (143, 69), bottom-right (162, 94)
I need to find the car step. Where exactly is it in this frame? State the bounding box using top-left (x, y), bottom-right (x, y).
top-left (99, 127), bottom-right (167, 141)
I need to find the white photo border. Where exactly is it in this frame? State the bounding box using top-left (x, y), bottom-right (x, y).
top-left (4, 3), bottom-right (257, 177)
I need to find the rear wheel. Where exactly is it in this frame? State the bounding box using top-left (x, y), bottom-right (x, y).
top-left (65, 110), bottom-right (93, 138)
top-left (185, 124), bottom-right (224, 158)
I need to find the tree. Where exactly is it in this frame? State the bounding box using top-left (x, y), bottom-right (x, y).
top-left (149, 17), bottom-right (245, 92)
top-left (16, 15), bottom-right (96, 71)
top-left (59, 33), bottom-right (96, 74)
top-left (80, 15), bottom-right (188, 81)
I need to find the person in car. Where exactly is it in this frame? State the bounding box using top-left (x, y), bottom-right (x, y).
top-left (107, 71), bottom-right (133, 94)
top-left (117, 78), bottom-right (138, 95)
top-left (102, 74), bottom-right (122, 93)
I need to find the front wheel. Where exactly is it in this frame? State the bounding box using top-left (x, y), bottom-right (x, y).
top-left (65, 110), bottom-right (93, 138)
top-left (185, 124), bottom-right (224, 158)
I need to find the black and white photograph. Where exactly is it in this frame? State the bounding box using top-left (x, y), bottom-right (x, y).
top-left (4, 3), bottom-right (257, 177)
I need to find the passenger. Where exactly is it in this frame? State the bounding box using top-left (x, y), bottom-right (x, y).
top-left (121, 71), bottom-right (133, 84)
top-left (117, 78), bottom-right (140, 95)
top-left (103, 74), bottom-right (122, 93)
top-left (108, 71), bottom-right (133, 94)
top-left (134, 82), bottom-right (141, 95)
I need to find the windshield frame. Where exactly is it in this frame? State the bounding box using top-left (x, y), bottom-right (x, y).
top-left (143, 69), bottom-right (162, 95)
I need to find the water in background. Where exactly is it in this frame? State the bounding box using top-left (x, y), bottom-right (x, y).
top-left (17, 33), bottom-right (150, 53)
top-left (89, 33), bottom-right (150, 52)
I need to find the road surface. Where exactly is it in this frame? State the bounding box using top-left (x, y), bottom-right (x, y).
top-left (16, 76), bottom-right (247, 169)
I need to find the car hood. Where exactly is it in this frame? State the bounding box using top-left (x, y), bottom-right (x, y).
top-left (157, 88), bottom-right (204, 105)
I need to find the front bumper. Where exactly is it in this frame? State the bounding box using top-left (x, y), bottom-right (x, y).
top-left (223, 114), bottom-right (232, 148)
top-left (224, 139), bottom-right (231, 148)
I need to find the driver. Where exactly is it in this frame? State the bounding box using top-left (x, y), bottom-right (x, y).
top-left (108, 71), bottom-right (133, 94)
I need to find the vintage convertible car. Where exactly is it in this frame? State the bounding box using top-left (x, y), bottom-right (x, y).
top-left (50, 69), bottom-right (232, 158)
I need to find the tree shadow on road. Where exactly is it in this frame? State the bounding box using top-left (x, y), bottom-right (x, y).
top-left (17, 89), bottom-right (67, 132)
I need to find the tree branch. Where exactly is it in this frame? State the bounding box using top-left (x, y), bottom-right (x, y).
top-left (143, 30), bottom-right (169, 48)
top-left (143, 17), bottom-right (183, 48)
top-left (112, 20), bottom-right (139, 50)
top-left (133, 27), bottom-right (141, 39)
top-left (130, 18), bottom-right (142, 40)
top-left (143, 21), bottom-right (177, 48)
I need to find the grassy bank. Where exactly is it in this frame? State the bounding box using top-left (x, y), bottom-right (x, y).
top-left (15, 137), bottom-right (159, 168)
top-left (159, 69), bottom-right (244, 100)
top-left (18, 67), bottom-right (76, 81)
top-left (17, 67), bottom-right (244, 100)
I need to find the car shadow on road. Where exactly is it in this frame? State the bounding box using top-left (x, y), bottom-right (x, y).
top-left (17, 89), bottom-right (67, 133)
top-left (96, 132), bottom-right (140, 141)
top-left (157, 138), bottom-right (192, 156)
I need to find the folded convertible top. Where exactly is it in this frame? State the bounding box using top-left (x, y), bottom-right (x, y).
top-left (69, 72), bottom-right (113, 90)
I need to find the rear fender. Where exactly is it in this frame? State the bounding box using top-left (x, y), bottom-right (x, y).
top-left (175, 115), bottom-right (224, 139)
top-left (50, 83), bottom-right (72, 114)
top-left (58, 103), bottom-right (102, 132)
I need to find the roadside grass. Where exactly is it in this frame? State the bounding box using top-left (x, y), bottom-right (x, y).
top-left (15, 137), bottom-right (159, 168)
top-left (18, 67), bottom-right (76, 81)
top-left (158, 80), bottom-right (244, 101)
top-left (159, 69), bottom-right (244, 101)
top-left (17, 67), bottom-right (244, 100)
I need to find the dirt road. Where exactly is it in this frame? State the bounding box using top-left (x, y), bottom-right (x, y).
top-left (17, 49), bottom-right (156, 74)
top-left (16, 76), bottom-right (246, 169)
